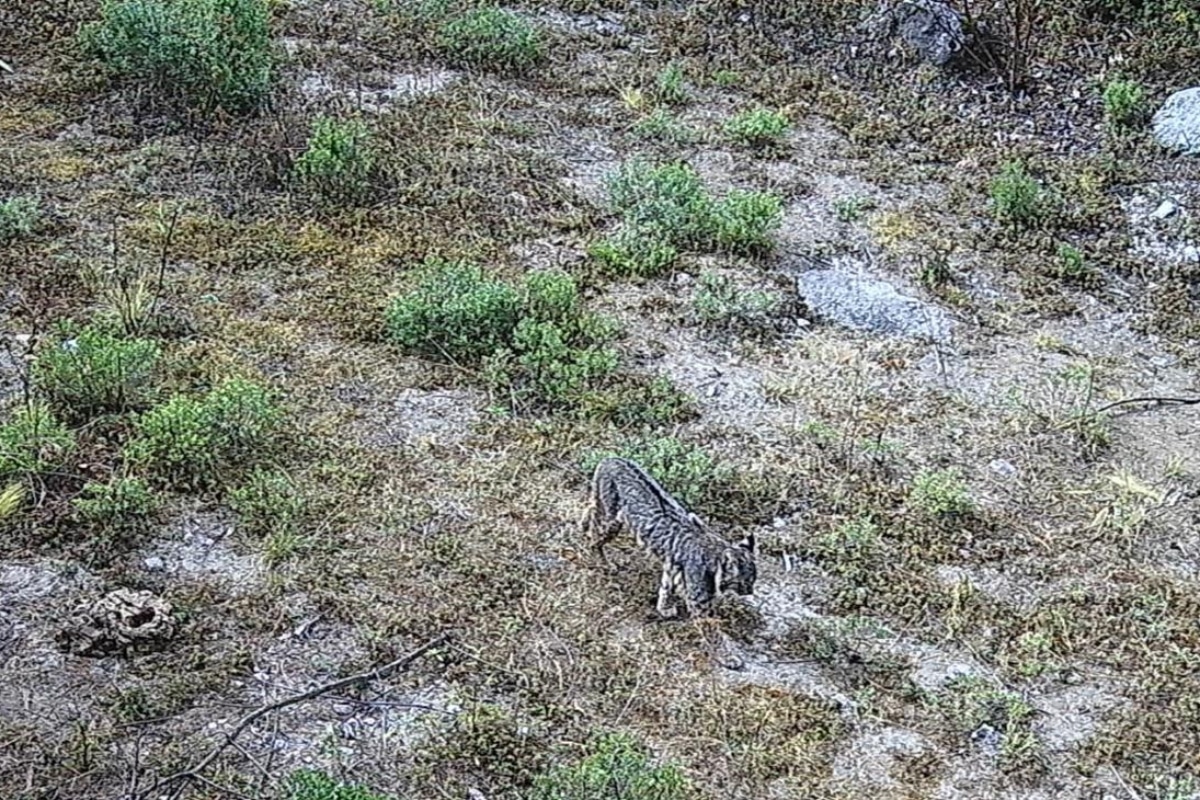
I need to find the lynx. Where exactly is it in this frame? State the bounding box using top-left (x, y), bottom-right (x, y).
top-left (582, 456), bottom-right (757, 618)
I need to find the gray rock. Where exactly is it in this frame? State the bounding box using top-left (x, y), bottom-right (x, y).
top-left (142, 556), bottom-right (165, 572)
top-left (1153, 87), bottom-right (1200, 155)
top-left (1151, 199), bottom-right (1179, 220)
top-left (988, 459), bottom-right (1017, 479)
top-left (794, 267), bottom-right (954, 342)
top-left (874, 0), bottom-right (967, 66)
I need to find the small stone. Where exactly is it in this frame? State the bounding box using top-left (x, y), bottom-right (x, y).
top-left (1183, 245), bottom-right (1199, 262)
top-left (672, 272), bottom-right (693, 287)
top-left (988, 459), bottom-right (1017, 479)
top-left (143, 556), bottom-right (165, 572)
top-left (1151, 199), bottom-right (1179, 219)
top-left (333, 703), bottom-right (355, 716)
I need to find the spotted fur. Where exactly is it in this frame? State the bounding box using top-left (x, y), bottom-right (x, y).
top-left (582, 456), bottom-right (757, 618)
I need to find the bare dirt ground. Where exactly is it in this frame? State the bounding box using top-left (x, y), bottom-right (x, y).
top-left (2, 0), bottom-right (1200, 798)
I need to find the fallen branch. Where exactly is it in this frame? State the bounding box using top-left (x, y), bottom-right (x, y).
top-left (142, 632), bottom-right (451, 799)
top-left (1094, 395), bottom-right (1200, 416)
top-left (0, 58), bottom-right (12, 73)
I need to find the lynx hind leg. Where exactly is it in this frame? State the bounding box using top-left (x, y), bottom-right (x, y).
top-left (656, 560), bottom-right (681, 619)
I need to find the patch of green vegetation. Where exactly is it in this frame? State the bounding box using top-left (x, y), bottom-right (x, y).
top-left (937, 676), bottom-right (1043, 773)
top-left (810, 516), bottom-right (885, 606)
top-left (386, 259), bottom-right (523, 361)
top-left (80, 0), bottom-right (275, 114)
top-left (0, 196), bottom-right (41, 242)
top-left (581, 436), bottom-right (728, 511)
top-left (437, 6), bottom-right (544, 73)
top-left (654, 62), bottom-right (689, 105)
top-left (1054, 243), bottom-right (1090, 280)
top-left (909, 468), bottom-right (973, 516)
top-left (989, 161), bottom-right (1046, 229)
top-left (606, 160), bottom-right (712, 246)
top-left (631, 108), bottom-right (695, 143)
top-left (72, 475), bottom-right (159, 538)
top-left (32, 323), bottom-right (160, 422)
top-left (712, 68), bottom-right (740, 87)
top-left (723, 107), bottom-right (790, 148)
top-left (1102, 77), bottom-right (1147, 132)
top-left (529, 732), bottom-right (691, 800)
top-left (293, 116), bottom-right (376, 206)
top-left (125, 377), bottom-right (281, 490)
top-left (833, 195), bottom-right (873, 223)
top-left (693, 271), bottom-right (783, 336)
top-left (228, 468), bottom-right (303, 538)
top-left (917, 249), bottom-right (953, 290)
top-left (0, 403), bottom-right (76, 483)
top-left (599, 160), bottom-right (783, 266)
top-left (387, 261), bottom-right (619, 410)
top-left (587, 224), bottom-right (680, 279)
top-left (707, 190), bottom-right (784, 252)
top-left (576, 374), bottom-right (696, 428)
top-left (285, 768), bottom-right (393, 800)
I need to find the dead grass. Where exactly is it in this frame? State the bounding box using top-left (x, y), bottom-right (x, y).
top-left (2, 0), bottom-right (1200, 798)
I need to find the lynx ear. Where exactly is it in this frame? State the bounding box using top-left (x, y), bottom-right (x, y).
top-left (737, 533), bottom-right (756, 553)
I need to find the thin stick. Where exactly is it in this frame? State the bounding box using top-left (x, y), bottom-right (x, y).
top-left (1094, 395), bottom-right (1200, 415)
top-left (141, 633), bottom-right (450, 798)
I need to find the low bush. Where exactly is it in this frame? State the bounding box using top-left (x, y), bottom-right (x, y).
top-left (529, 732), bottom-right (692, 800)
top-left (293, 116), bottom-right (376, 206)
top-left (72, 476), bottom-right (159, 537)
top-left (0, 403), bottom-right (76, 483)
top-left (0, 196), bottom-right (41, 243)
top-left (80, 0), bottom-right (276, 114)
top-left (387, 262), bottom-right (619, 409)
top-left (437, 6), bottom-right (544, 72)
top-left (723, 107), bottom-right (790, 148)
top-left (125, 378), bottom-right (281, 489)
top-left (32, 323), bottom-right (160, 421)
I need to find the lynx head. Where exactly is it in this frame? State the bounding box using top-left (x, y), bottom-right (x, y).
top-left (717, 534), bottom-right (757, 596)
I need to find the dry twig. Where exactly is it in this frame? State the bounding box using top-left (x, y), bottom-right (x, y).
top-left (140, 632), bottom-right (451, 799)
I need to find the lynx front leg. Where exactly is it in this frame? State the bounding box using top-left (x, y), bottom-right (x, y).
top-left (656, 560), bottom-right (680, 619)
top-left (592, 510), bottom-right (623, 570)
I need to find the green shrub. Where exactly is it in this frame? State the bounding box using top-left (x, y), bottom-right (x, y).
top-left (125, 378), bottom-right (281, 489)
top-left (72, 476), bottom-right (158, 536)
top-left (632, 108), bottom-right (694, 143)
top-left (581, 437), bottom-right (727, 511)
top-left (437, 7), bottom-right (543, 72)
top-left (228, 467), bottom-right (303, 537)
top-left (654, 63), bottom-right (689, 105)
top-left (385, 259), bottom-right (522, 363)
top-left (712, 69), bottom-right (739, 87)
top-left (32, 323), bottom-right (160, 421)
top-left (833, 196), bottom-right (873, 223)
top-left (602, 160), bottom-right (783, 259)
top-left (588, 225), bottom-right (680, 278)
top-left (1055, 243), bottom-right (1088, 280)
top-left (483, 271), bottom-right (619, 408)
top-left (989, 161), bottom-right (1045, 228)
top-left (0, 196), bottom-right (41, 243)
top-left (707, 190), bottom-right (783, 252)
top-left (910, 468), bottom-right (973, 516)
top-left (606, 160), bottom-right (712, 246)
top-left (484, 318), bottom-right (618, 407)
top-left (1101, 77), bottom-right (1146, 131)
top-left (285, 769), bottom-right (392, 800)
top-left (388, 263), bottom-right (619, 409)
top-left (0, 403), bottom-right (76, 482)
top-left (529, 732), bottom-right (691, 800)
top-left (693, 271), bottom-right (781, 334)
top-left (293, 116), bottom-right (376, 206)
top-left (723, 107), bottom-right (790, 148)
top-left (80, 0), bottom-right (276, 114)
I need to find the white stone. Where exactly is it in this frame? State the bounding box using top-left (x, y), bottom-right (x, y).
top-left (1153, 87), bottom-right (1200, 155)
